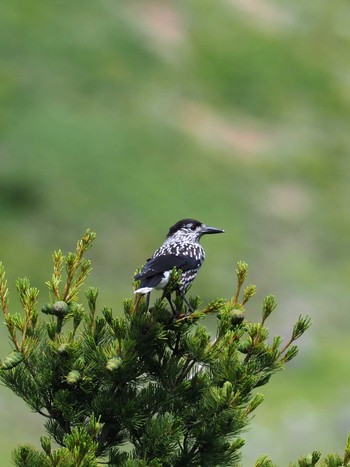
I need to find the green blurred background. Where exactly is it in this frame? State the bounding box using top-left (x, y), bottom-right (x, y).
top-left (1, 0), bottom-right (350, 464)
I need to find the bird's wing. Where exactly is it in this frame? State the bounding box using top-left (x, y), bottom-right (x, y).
top-left (134, 254), bottom-right (200, 280)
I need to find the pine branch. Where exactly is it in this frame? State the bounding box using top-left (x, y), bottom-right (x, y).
top-left (63, 230), bottom-right (96, 302)
top-left (233, 261), bottom-right (248, 305)
top-left (0, 262), bottom-right (20, 351)
top-left (45, 229), bottom-right (96, 303)
top-left (279, 315), bottom-right (312, 357)
top-left (0, 233), bottom-right (320, 467)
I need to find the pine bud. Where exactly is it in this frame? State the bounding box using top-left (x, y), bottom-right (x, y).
top-left (40, 436), bottom-right (51, 455)
top-left (42, 301), bottom-right (68, 317)
top-left (1, 351), bottom-right (23, 370)
top-left (66, 370), bottom-right (80, 384)
top-left (102, 307), bottom-right (113, 324)
top-left (230, 311), bottom-right (245, 326)
top-left (238, 342), bottom-right (251, 354)
top-left (72, 305), bottom-right (84, 331)
top-left (243, 284), bottom-right (256, 304)
top-left (53, 301), bottom-right (69, 315)
top-left (236, 261), bottom-right (248, 284)
top-left (106, 356), bottom-right (122, 371)
top-left (85, 287), bottom-right (99, 314)
top-left (262, 295), bottom-right (277, 323)
top-left (291, 315), bottom-right (312, 341)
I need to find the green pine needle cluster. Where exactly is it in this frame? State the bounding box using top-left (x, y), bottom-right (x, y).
top-left (255, 433), bottom-right (350, 467)
top-left (0, 231), bottom-right (346, 466)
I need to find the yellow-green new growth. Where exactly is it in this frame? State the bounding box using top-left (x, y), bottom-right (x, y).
top-left (46, 229), bottom-right (96, 302)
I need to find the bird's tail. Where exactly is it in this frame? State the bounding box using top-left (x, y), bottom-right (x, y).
top-left (134, 286), bottom-right (154, 294)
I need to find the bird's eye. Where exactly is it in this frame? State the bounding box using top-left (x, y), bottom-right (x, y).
top-left (190, 224), bottom-right (197, 231)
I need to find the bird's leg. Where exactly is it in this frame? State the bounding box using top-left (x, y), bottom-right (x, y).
top-left (178, 289), bottom-right (194, 314)
top-left (145, 292), bottom-right (150, 310)
top-left (161, 290), bottom-right (177, 316)
top-left (167, 296), bottom-right (177, 316)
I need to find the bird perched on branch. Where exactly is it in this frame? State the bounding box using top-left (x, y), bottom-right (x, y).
top-left (134, 218), bottom-right (224, 313)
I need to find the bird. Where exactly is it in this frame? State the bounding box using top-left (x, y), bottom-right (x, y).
top-left (134, 218), bottom-right (224, 313)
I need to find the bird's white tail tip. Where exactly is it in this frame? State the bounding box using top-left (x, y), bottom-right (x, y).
top-left (134, 287), bottom-right (153, 294)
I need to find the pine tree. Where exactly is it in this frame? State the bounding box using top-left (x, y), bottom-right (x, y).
top-left (0, 231), bottom-right (346, 466)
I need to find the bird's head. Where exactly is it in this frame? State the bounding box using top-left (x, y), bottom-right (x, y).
top-left (166, 218), bottom-right (224, 242)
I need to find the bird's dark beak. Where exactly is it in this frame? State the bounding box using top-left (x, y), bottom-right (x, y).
top-left (201, 225), bottom-right (225, 235)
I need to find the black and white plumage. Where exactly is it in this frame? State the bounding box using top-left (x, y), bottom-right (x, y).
top-left (134, 219), bottom-right (224, 299)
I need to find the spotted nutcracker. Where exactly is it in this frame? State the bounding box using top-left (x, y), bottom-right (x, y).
top-left (134, 218), bottom-right (224, 312)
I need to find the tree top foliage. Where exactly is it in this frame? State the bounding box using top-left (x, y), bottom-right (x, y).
top-left (0, 231), bottom-right (347, 466)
